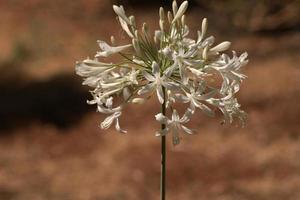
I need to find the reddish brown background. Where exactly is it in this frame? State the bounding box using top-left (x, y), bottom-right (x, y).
top-left (0, 0), bottom-right (300, 199)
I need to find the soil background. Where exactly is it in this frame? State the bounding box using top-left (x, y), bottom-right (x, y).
top-left (0, 0), bottom-right (300, 200)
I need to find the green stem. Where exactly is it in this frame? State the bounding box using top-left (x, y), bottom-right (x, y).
top-left (160, 87), bottom-right (166, 200)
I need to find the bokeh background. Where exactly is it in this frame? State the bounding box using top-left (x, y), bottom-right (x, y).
top-left (0, 0), bottom-right (300, 199)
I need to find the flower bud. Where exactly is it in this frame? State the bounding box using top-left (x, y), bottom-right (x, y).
top-left (154, 30), bottom-right (162, 42)
top-left (132, 39), bottom-right (141, 56)
top-left (110, 36), bottom-right (116, 45)
top-left (172, 0), bottom-right (178, 16)
top-left (167, 11), bottom-right (173, 24)
top-left (142, 23), bottom-right (148, 35)
top-left (134, 30), bottom-right (139, 38)
top-left (159, 7), bottom-right (165, 21)
top-left (201, 18), bottom-right (207, 39)
top-left (210, 41), bottom-right (231, 52)
top-left (159, 20), bottom-right (165, 31)
top-left (132, 98), bottom-right (145, 104)
top-left (172, 1), bottom-right (188, 23)
top-left (129, 15), bottom-right (136, 27)
top-left (202, 46), bottom-right (208, 60)
top-left (123, 87), bottom-right (131, 100)
top-left (113, 5), bottom-right (130, 24)
top-left (119, 17), bottom-right (134, 38)
top-left (181, 15), bottom-right (185, 26)
top-left (161, 47), bottom-right (172, 58)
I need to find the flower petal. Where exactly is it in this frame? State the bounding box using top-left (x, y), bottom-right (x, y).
top-left (152, 61), bottom-right (160, 76)
top-left (156, 86), bottom-right (165, 104)
top-left (174, 93), bottom-right (189, 103)
top-left (142, 71), bottom-right (155, 82)
top-left (171, 125), bottom-right (181, 145)
top-left (113, 5), bottom-right (130, 24)
top-left (101, 113), bottom-right (117, 129)
top-left (180, 108), bottom-right (193, 123)
top-left (193, 99), bottom-right (215, 117)
top-left (155, 128), bottom-right (169, 136)
top-left (96, 40), bottom-right (132, 57)
top-left (119, 17), bottom-right (134, 38)
top-left (115, 118), bottom-right (127, 133)
top-left (181, 125), bottom-right (193, 135)
top-left (137, 83), bottom-right (155, 95)
top-left (155, 113), bottom-right (169, 124)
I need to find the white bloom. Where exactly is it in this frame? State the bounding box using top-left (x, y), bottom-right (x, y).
top-left (75, 59), bottom-right (115, 87)
top-left (155, 109), bottom-right (193, 145)
top-left (207, 94), bottom-right (247, 126)
top-left (162, 46), bottom-right (203, 85)
top-left (101, 111), bottom-right (127, 133)
top-left (75, 0), bottom-right (248, 144)
top-left (138, 61), bottom-right (178, 104)
top-left (175, 83), bottom-right (217, 116)
top-left (96, 97), bottom-right (127, 133)
top-left (96, 40), bottom-right (132, 57)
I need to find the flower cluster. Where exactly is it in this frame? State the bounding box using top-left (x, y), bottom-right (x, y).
top-left (75, 0), bottom-right (248, 145)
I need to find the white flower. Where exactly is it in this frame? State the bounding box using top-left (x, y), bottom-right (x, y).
top-left (205, 51), bottom-right (248, 97)
top-left (206, 51), bottom-right (248, 83)
top-left (155, 109), bottom-right (193, 145)
top-left (75, 0), bottom-right (248, 144)
top-left (101, 111), bottom-right (127, 133)
top-left (138, 61), bottom-right (178, 104)
top-left (96, 97), bottom-right (127, 133)
top-left (75, 58), bottom-right (115, 87)
top-left (175, 82), bottom-right (217, 116)
top-left (96, 40), bottom-right (132, 57)
top-left (207, 93), bottom-right (247, 126)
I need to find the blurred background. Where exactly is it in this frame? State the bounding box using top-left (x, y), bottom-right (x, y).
top-left (0, 0), bottom-right (300, 199)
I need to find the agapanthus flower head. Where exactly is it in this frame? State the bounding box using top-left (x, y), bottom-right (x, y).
top-left (75, 0), bottom-right (248, 145)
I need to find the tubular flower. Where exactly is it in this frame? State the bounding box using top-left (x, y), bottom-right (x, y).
top-left (156, 109), bottom-right (193, 145)
top-left (75, 0), bottom-right (248, 145)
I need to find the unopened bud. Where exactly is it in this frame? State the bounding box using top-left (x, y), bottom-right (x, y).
top-left (159, 20), bottom-right (165, 31)
top-left (154, 30), bottom-right (162, 43)
top-left (129, 15), bottom-right (136, 27)
top-left (201, 18), bottom-right (207, 39)
top-left (110, 36), bottom-right (116, 45)
top-left (159, 7), bottom-right (165, 21)
top-left (142, 23), bottom-right (148, 35)
top-left (172, 1), bottom-right (188, 23)
top-left (181, 15), bottom-right (185, 26)
top-left (132, 39), bottom-right (141, 56)
top-left (172, 0), bottom-right (178, 16)
top-left (167, 11), bottom-right (173, 24)
top-left (167, 90), bottom-right (171, 96)
top-left (132, 98), bottom-right (145, 104)
top-left (210, 41), bottom-right (231, 52)
top-left (112, 5), bottom-right (130, 24)
top-left (202, 46), bottom-right (208, 60)
top-left (134, 30), bottom-right (139, 38)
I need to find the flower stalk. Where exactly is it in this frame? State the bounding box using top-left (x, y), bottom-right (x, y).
top-left (160, 86), bottom-right (166, 200)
